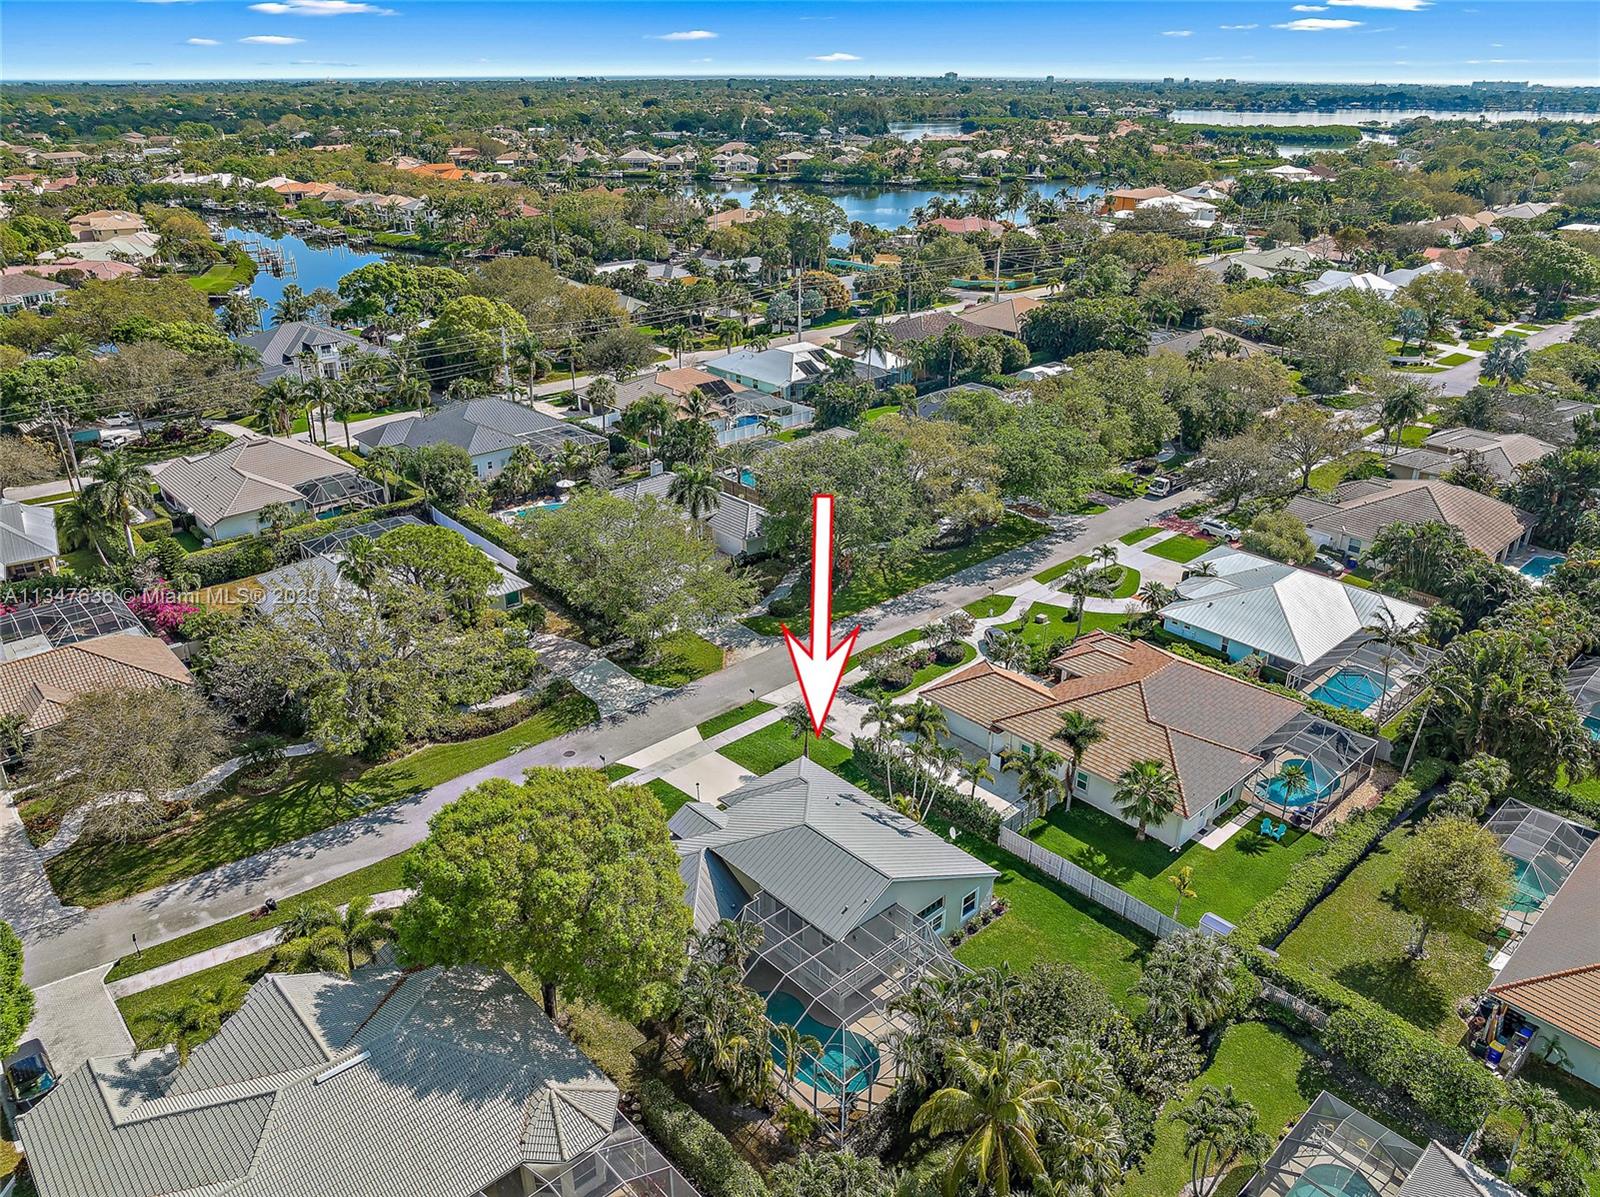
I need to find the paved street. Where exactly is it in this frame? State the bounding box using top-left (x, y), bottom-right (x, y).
top-left (18, 485), bottom-right (1197, 988)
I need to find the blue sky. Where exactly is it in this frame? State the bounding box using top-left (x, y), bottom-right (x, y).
top-left (5, 0), bottom-right (1597, 86)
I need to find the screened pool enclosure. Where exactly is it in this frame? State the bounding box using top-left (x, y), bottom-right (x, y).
top-left (1244, 1091), bottom-right (1425, 1197)
top-left (1485, 800), bottom-right (1597, 928)
top-left (1247, 714), bottom-right (1381, 827)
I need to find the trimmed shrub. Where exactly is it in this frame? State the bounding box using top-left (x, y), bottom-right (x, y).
top-left (429, 682), bottom-right (571, 743)
top-left (443, 504), bottom-right (527, 557)
top-left (849, 736), bottom-right (1001, 841)
top-left (635, 1076), bottom-right (767, 1197)
top-left (182, 497), bottom-right (429, 585)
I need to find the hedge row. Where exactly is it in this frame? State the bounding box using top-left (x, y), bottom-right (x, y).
top-left (1235, 756), bottom-right (1447, 948)
top-left (635, 1076), bottom-right (767, 1197)
top-left (443, 504), bottom-right (528, 558)
top-left (181, 497), bottom-right (430, 585)
top-left (1258, 953), bottom-right (1503, 1134)
top-left (1523, 782), bottom-right (1600, 827)
top-left (849, 736), bottom-right (1003, 841)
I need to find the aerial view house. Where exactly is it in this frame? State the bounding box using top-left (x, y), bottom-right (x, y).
top-left (1385, 427), bottom-right (1556, 486)
top-left (67, 209), bottom-right (145, 242)
top-left (17, 965), bottom-right (697, 1197)
top-left (610, 470), bottom-right (768, 557)
top-left (1160, 547), bottom-right (1430, 715)
top-left (669, 758), bottom-right (994, 1135)
top-left (237, 320), bottom-right (387, 386)
top-left (355, 397), bottom-right (607, 481)
top-left (150, 434), bottom-right (382, 542)
top-left (957, 295), bottom-right (1043, 337)
top-left (593, 368), bottom-right (815, 443)
top-left (925, 632), bottom-right (1379, 843)
top-left (702, 343), bottom-right (847, 401)
top-left (1286, 478), bottom-right (1535, 564)
top-left (0, 497), bottom-right (59, 580)
top-left (0, 273), bottom-right (68, 314)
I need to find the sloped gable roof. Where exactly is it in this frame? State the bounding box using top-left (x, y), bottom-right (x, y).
top-left (150, 436), bottom-right (355, 527)
top-left (1489, 841), bottom-right (1600, 1049)
top-left (0, 634), bottom-right (191, 732)
top-left (0, 498), bottom-right (58, 566)
top-left (1286, 478), bottom-right (1532, 558)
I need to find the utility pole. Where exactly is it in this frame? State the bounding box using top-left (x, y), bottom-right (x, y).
top-left (500, 327), bottom-right (511, 396)
top-left (793, 268), bottom-right (803, 345)
top-left (992, 235), bottom-right (1003, 301)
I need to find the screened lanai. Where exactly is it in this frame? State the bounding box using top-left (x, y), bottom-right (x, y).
top-left (0, 593), bottom-right (145, 660)
top-left (1287, 627), bottom-right (1439, 724)
top-left (1486, 799), bottom-right (1597, 930)
top-left (1245, 1091), bottom-right (1425, 1197)
top-left (1247, 714), bottom-right (1381, 827)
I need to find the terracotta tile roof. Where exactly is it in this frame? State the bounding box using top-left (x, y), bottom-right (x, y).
top-left (1490, 964), bottom-right (1600, 1051)
top-left (1489, 841), bottom-right (1600, 1049)
top-left (0, 634), bottom-right (192, 732)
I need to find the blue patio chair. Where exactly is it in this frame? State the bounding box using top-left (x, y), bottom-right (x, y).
top-left (1268, 820), bottom-right (1288, 841)
top-left (1259, 816), bottom-right (1276, 837)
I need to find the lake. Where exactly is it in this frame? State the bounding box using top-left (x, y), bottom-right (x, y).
top-left (222, 226), bottom-right (388, 325)
top-left (1170, 107), bottom-right (1600, 126)
top-left (699, 180), bottom-right (1105, 244)
top-left (888, 121), bottom-right (968, 141)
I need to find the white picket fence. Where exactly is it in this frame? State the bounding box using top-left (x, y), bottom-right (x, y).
top-left (997, 826), bottom-right (1184, 940)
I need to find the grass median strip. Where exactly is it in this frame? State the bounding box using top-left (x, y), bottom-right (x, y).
top-left (695, 700), bottom-right (775, 739)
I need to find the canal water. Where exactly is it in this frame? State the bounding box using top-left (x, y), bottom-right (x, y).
top-left (1170, 107), bottom-right (1600, 126)
top-left (222, 227), bottom-right (387, 325)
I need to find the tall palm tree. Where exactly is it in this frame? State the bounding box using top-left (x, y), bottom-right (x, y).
top-left (1275, 763), bottom-right (1313, 810)
top-left (82, 449), bottom-right (147, 555)
top-left (361, 445), bottom-right (405, 504)
top-left (1137, 580), bottom-right (1177, 611)
top-left (156, 979), bottom-right (245, 1066)
top-left (1053, 710), bottom-right (1105, 813)
top-left (772, 1023), bottom-right (824, 1087)
top-left (55, 496), bottom-right (116, 567)
top-left (668, 464), bottom-right (721, 521)
top-left (1378, 377), bottom-right (1433, 453)
top-left (620, 394), bottom-right (673, 458)
top-left (714, 318), bottom-right (744, 353)
top-left (664, 324), bottom-right (691, 368)
top-left (899, 698), bottom-right (948, 748)
top-left (680, 386), bottom-right (719, 422)
top-left (1000, 742), bottom-right (1065, 822)
top-left (784, 699), bottom-right (823, 759)
top-left (1059, 564), bottom-right (1105, 641)
top-left (1114, 759), bottom-right (1180, 841)
top-left (511, 335), bottom-right (548, 404)
top-left (272, 283), bottom-right (315, 325)
top-left (911, 1037), bottom-right (1068, 1197)
top-left (254, 378), bottom-right (299, 437)
top-left (1481, 335), bottom-right (1529, 390)
top-left (329, 895), bottom-right (386, 975)
top-left (218, 293), bottom-right (266, 337)
top-left (1362, 607), bottom-right (1420, 723)
top-left (960, 755), bottom-right (995, 800)
top-left (556, 438), bottom-right (599, 483)
top-left (1178, 1084), bottom-right (1271, 1197)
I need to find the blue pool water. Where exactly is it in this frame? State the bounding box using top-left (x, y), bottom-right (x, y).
top-left (1308, 669), bottom-right (1384, 712)
top-left (510, 500), bottom-right (565, 520)
top-left (739, 468), bottom-right (757, 487)
top-left (764, 990), bottom-right (880, 1095)
top-left (1508, 858), bottom-right (1555, 914)
top-left (1520, 554), bottom-right (1565, 580)
top-left (1286, 1162), bottom-right (1380, 1197)
top-left (1586, 708), bottom-right (1600, 740)
top-left (1254, 758), bottom-right (1338, 808)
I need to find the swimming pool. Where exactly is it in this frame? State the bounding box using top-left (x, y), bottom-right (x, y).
top-left (764, 990), bottom-right (880, 1095)
top-left (1586, 708), bottom-right (1600, 740)
top-left (1285, 1162), bottom-right (1381, 1197)
top-left (1507, 857), bottom-right (1555, 914)
top-left (1308, 669), bottom-right (1385, 712)
top-left (1520, 554), bottom-right (1565, 580)
top-left (509, 500), bottom-right (565, 520)
top-left (1254, 758), bottom-right (1338, 808)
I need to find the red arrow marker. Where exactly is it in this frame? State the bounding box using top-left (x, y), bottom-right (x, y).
top-left (781, 494), bottom-right (861, 738)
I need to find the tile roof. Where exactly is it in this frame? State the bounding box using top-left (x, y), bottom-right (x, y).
top-left (1414, 427), bottom-right (1556, 483)
top-left (924, 633), bottom-right (1303, 815)
top-left (1286, 478), bottom-right (1533, 558)
top-left (671, 758), bottom-right (995, 941)
top-left (19, 967), bottom-right (619, 1197)
top-left (150, 435), bottom-right (356, 528)
top-left (0, 274), bottom-right (69, 301)
top-left (0, 634), bottom-right (191, 732)
top-left (354, 397), bottom-right (604, 460)
top-left (1489, 841), bottom-right (1600, 1049)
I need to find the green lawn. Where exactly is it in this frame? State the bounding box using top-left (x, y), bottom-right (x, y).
top-left (998, 602), bottom-right (1133, 648)
top-left (855, 628), bottom-right (925, 664)
top-left (696, 700), bottom-right (775, 739)
top-left (945, 819), bottom-right (1149, 1005)
top-left (1278, 819), bottom-right (1494, 1043)
top-left (1308, 451), bottom-right (1383, 494)
top-left (619, 631), bottom-right (724, 688)
top-left (964, 594), bottom-right (1018, 619)
top-left (743, 513), bottom-right (1046, 636)
top-left (117, 949), bottom-right (275, 1051)
top-left (186, 250), bottom-right (256, 296)
top-left (602, 763), bottom-right (638, 781)
top-left (46, 692), bottom-right (599, 908)
top-left (1467, 338), bottom-right (1495, 352)
top-left (1120, 526), bottom-right (1162, 545)
top-left (1111, 565), bottom-right (1142, 600)
top-left (1436, 352), bottom-right (1472, 366)
top-left (1026, 803), bottom-right (1322, 928)
top-left (1146, 534), bottom-right (1214, 564)
top-left (1035, 554), bottom-right (1091, 584)
top-left (647, 778), bottom-right (695, 816)
top-left (718, 721), bottom-right (853, 776)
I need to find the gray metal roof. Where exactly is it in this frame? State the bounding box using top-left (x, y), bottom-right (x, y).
top-left (355, 397), bottom-right (605, 461)
top-left (19, 967), bottom-right (619, 1197)
top-left (0, 499), bottom-right (59, 567)
top-left (1398, 1142), bottom-right (1525, 1197)
top-left (237, 321), bottom-right (384, 384)
top-left (671, 758), bottom-right (995, 941)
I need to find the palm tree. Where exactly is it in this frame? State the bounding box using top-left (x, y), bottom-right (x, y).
top-left (1000, 742), bottom-right (1065, 822)
top-left (338, 536), bottom-right (383, 592)
top-left (620, 393), bottom-right (673, 458)
top-left (679, 386), bottom-right (719, 422)
top-left (1378, 377), bottom-right (1433, 454)
top-left (1114, 759), bottom-right (1180, 841)
top-left (277, 900), bottom-right (340, 944)
top-left (784, 699), bottom-right (821, 759)
top-left (855, 316), bottom-right (889, 371)
top-left (55, 497), bottom-right (116, 567)
top-left (911, 1037), bottom-right (1067, 1197)
top-left (156, 978), bottom-right (245, 1066)
top-left (556, 438), bottom-right (599, 483)
top-left (82, 449), bottom-right (147, 555)
top-left (1275, 762), bottom-right (1313, 809)
top-left (668, 464), bottom-right (721, 521)
top-left (1136, 580), bottom-right (1178, 619)
top-left (1178, 1084), bottom-right (1271, 1197)
top-left (1503, 1079), bottom-right (1564, 1164)
top-left (1052, 710), bottom-right (1105, 813)
top-left (328, 895), bottom-right (386, 975)
top-left (272, 283), bottom-right (315, 325)
top-left (960, 755), bottom-right (995, 800)
top-left (511, 335), bottom-right (548, 404)
top-left (361, 445), bottom-right (406, 504)
top-left (664, 324), bottom-right (691, 368)
top-left (253, 378), bottom-right (299, 437)
top-left (272, 924), bottom-right (350, 976)
top-left (772, 1023), bottom-right (824, 1086)
top-left (714, 318), bottom-right (744, 353)
top-left (1058, 564), bottom-right (1105, 641)
top-left (1169, 864), bottom-right (1198, 919)
top-left (494, 443), bottom-right (553, 502)
top-left (899, 698), bottom-right (948, 748)
top-left (219, 293), bottom-right (266, 337)
top-left (1481, 335), bottom-right (1529, 390)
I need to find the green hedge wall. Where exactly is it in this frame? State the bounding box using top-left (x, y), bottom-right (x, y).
top-left (635, 1077), bottom-right (767, 1197)
top-left (182, 497), bottom-right (430, 586)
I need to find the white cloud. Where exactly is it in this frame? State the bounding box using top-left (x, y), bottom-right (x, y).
top-left (185, 37), bottom-right (219, 45)
top-left (1274, 17), bottom-right (1363, 29)
top-left (1161, 29), bottom-right (1193, 37)
top-left (691, 57), bottom-right (714, 63)
top-left (240, 34), bottom-right (305, 44)
top-left (652, 29), bottom-right (717, 40)
top-left (1326, 0), bottom-right (1431, 9)
top-left (248, 0), bottom-right (394, 13)
top-left (1219, 23), bottom-right (1259, 29)
top-left (810, 51), bottom-right (861, 61)
top-left (1291, 5), bottom-right (1328, 11)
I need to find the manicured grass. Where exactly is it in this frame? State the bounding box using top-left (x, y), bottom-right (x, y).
top-left (860, 404), bottom-right (901, 423)
top-left (1146, 534), bottom-right (1214, 564)
top-left (1467, 338), bottom-right (1494, 352)
top-left (602, 763), bottom-right (638, 781)
top-left (647, 779), bottom-right (695, 817)
top-left (744, 513), bottom-right (1046, 636)
top-left (1308, 451), bottom-right (1383, 494)
top-left (104, 854), bottom-right (411, 982)
top-left (697, 700), bottom-right (775, 739)
top-left (117, 949), bottom-right (274, 1052)
top-left (998, 602), bottom-right (1133, 648)
top-left (186, 250), bottom-right (256, 296)
top-left (854, 628), bottom-right (925, 663)
top-left (945, 820), bottom-right (1149, 1005)
top-left (1026, 803), bottom-right (1322, 928)
top-left (719, 721), bottom-right (854, 776)
top-left (1111, 565), bottom-right (1142, 600)
top-left (1436, 352), bottom-right (1472, 366)
top-left (1396, 364), bottom-right (1447, 374)
top-left (46, 692), bottom-right (599, 908)
top-left (1565, 769), bottom-right (1600, 803)
top-left (1074, 502), bottom-right (1110, 516)
top-left (1513, 324), bottom-right (1544, 334)
top-left (1278, 819), bottom-right (1494, 1043)
top-left (1034, 554), bottom-right (1090, 584)
top-left (964, 594), bottom-right (1017, 619)
top-left (620, 631), bottom-right (724, 688)
top-left (1120, 526), bottom-right (1161, 545)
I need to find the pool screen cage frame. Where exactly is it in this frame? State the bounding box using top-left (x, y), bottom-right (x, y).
top-left (1486, 799), bottom-right (1598, 913)
top-left (1246, 713), bottom-right (1381, 827)
top-left (525, 1114), bottom-right (702, 1197)
top-left (738, 889), bottom-right (964, 1143)
top-left (1567, 656), bottom-right (1600, 722)
top-left (1286, 628), bottom-right (1440, 725)
top-left (1243, 1090), bottom-right (1424, 1197)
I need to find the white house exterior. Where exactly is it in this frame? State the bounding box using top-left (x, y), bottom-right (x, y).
top-left (0, 499), bottom-right (59, 581)
top-left (354, 397), bottom-right (606, 481)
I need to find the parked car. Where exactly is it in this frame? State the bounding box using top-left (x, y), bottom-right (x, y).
top-left (4, 1039), bottom-right (57, 1114)
top-left (1200, 516), bottom-right (1242, 541)
top-left (1145, 476), bottom-right (1176, 498)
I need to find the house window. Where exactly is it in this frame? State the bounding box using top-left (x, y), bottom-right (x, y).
top-left (961, 890), bottom-right (979, 920)
top-left (916, 898), bottom-right (945, 929)
top-left (1075, 771), bottom-right (1088, 791)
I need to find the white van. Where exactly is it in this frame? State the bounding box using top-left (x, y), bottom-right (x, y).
top-left (1146, 476), bottom-right (1175, 498)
